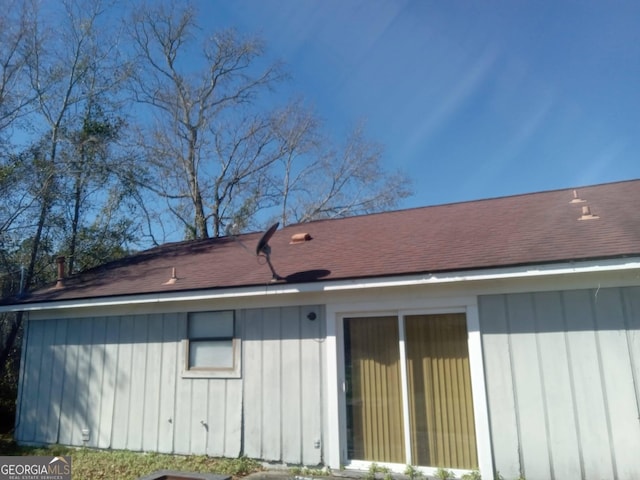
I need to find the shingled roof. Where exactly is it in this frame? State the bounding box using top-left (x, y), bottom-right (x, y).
top-left (7, 179), bottom-right (640, 305)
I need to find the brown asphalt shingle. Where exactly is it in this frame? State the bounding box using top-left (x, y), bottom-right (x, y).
top-left (8, 179), bottom-right (640, 304)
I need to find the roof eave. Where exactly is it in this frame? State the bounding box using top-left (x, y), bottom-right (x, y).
top-left (2, 255), bottom-right (639, 314)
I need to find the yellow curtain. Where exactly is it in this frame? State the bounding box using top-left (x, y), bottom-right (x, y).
top-left (345, 316), bottom-right (405, 463)
top-left (405, 314), bottom-right (478, 469)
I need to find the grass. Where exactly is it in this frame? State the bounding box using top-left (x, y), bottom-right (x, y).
top-left (0, 434), bottom-right (262, 480)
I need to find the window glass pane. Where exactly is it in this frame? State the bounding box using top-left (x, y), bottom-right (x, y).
top-left (344, 316), bottom-right (405, 463)
top-left (343, 313), bottom-right (478, 469)
top-left (189, 339), bottom-right (233, 368)
top-left (405, 313), bottom-right (478, 469)
top-left (189, 311), bottom-right (234, 338)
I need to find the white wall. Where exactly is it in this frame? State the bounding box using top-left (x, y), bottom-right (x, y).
top-left (16, 305), bottom-right (325, 466)
top-left (479, 286), bottom-right (640, 480)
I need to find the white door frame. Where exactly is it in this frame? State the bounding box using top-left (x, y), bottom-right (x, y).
top-left (324, 295), bottom-right (493, 478)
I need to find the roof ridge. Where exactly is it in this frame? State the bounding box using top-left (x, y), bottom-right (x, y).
top-left (283, 178), bottom-right (640, 228)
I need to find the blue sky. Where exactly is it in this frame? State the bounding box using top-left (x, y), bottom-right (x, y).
top-left (200, 0), bottom-right (640, 209)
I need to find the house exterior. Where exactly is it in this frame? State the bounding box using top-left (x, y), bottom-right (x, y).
top-left (2, 180), bottom-right (640, 480)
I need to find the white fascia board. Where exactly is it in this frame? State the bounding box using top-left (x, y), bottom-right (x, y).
top-left (2, 256), bottom-right (639, 313)
top-left (322, 257), bottom-right (640, 291)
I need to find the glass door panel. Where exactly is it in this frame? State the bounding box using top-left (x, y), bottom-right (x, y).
top-left (345, 316), bottom-right (406, 463)
top-left (405, 314), bottom-right (478, 469)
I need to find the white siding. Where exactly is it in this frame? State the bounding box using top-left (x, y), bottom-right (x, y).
top-left (242, 305), bottom-right (325, 465)
top-left (142, 316), bottom-right (163, 452)
top-left (479, 286), bottom-right (640, 480)
top-left (16, 305), bottom-right (325, 466)
top-left (16, 312), bottom-right (241, 455)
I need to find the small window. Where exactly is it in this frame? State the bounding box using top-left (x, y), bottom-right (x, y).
top-left (183, 311), bottom-right (241, 378)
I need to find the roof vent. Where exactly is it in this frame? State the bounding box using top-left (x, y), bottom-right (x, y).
top-left (290, 233), bottom-right (312, 244)
top-left (54, 256), bottom-right (65, 289)
top-left (578, 205), bottom-right (599, 221)
top-left (162, 267), bottom-right (178, 285)
top-left (570, 189), bottom-right (586, 203)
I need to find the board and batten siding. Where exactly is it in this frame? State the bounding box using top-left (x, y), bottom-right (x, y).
top-left (243, 305), bottom-right (325, 466)
top-left (479, 286), bottom-right (640, 480)
top-left (16, 305), bottom-right (325, 466)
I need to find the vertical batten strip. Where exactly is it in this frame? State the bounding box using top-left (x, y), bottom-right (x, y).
top-left (591, 292), bottom-right (619, 480)
top-left (531, 295), bottom-right (555, 480)
top-left (91, 318), bottom-right (106, 448)
top-left (592, 288), bottom-right (640, 479)
top-left (241, 308), bottom-right (262, 458)
top-left (560, 292), bottom-right (587, 480)
top-left (50, 319), bottom-right (68, 445)
top-left (36, 320), bottom-right (54, 442)
top-left (104, 315), bottom-right (121, 450)
top-left (24, 319), bottom-right (43, 442)
top-left (15, 313), bottom-right (31, 441)
top-left (86, 317), bottom-right (104, 448)
top-left (563, 290), bottom-right (615, 478)
top-left (300, 304), bottom-right (323, 465)
top-left (621, 288), bottom-right (640, 433)
top-left (504, 295), bottom-right (525, 476)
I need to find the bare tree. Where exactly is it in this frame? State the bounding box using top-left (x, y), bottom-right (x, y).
top-left (23, 0), bottom-right (130, 284)
top-left (0, 0), bottom-right (131, 371)
top-left (129, 2), bottom-right (284, 239)
top-left (0, 0), bottom-right (34, 141)
top-left (268, 105), bottom-right (413, 226)
top-left (60, 102), bottom-right (131, 275)
top-left (297, 125), bottom-right (412, 222)
top-left (266, 100), bottom-right (322, 227)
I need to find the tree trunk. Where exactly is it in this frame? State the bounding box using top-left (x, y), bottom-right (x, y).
top-left (68, 170), bottom-right (82, 275)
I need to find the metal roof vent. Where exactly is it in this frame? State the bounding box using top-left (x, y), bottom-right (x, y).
top-left (162, 267), bottom-right (178, 285)
top-left (290, 232), bottom-right (312, 244)
top-left (570, 189), bottom-right (586, 203)
top-left (578, 205), bottom-right (599, 220)
top-left (54, 256), bottom-right (66, 289)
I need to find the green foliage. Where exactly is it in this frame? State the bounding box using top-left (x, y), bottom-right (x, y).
top-left (366, 463), bottom-right (379, 480)
top-left (366, 462), bottom-right (392, 480)
top-left (404, 464), bottom-right (423, 480)
top-left (461, 471), bottom-right (482, 480)
top-left (434, 468), bottom-right (455, 480)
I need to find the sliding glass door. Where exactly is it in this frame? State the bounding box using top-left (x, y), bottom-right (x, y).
top-left (345, 316), bottom-right (405, 463)
top-left (344, 313), bottom-right (478, 470)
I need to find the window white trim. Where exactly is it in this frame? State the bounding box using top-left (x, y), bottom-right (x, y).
top-left (325, 297), bottom-right (494, 478)
top-left (466, 304), bottom-right (494, 479)
top-left (397, 315), bottom-right (412, 466)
